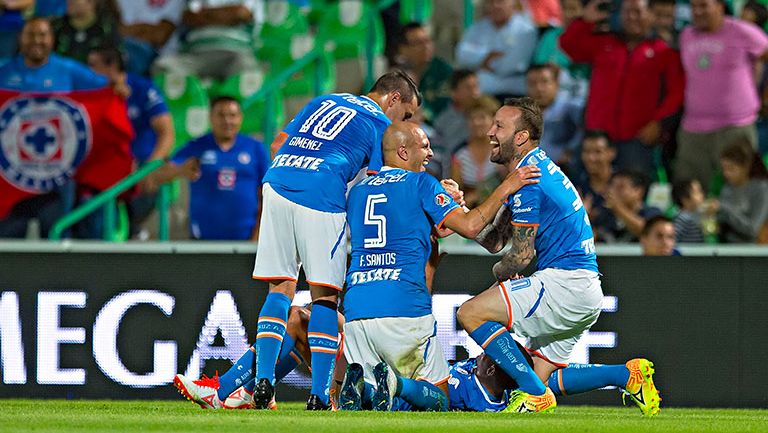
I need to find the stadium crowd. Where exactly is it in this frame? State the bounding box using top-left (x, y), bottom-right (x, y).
top-left (1, 0), bottom-right (768, 248)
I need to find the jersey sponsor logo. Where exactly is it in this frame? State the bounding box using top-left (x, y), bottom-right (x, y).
top-left (238, 152), bottom-right (251, 165)
top-left (270, 153), bottom-right (324, 171)
top-left (512, 194), bottom-right (522, 208)
top-left (361, 171), bottom-right (407, 186)
top-left (217, 168), bottom-right (236, 190)
top-left (338, 93), bottom-right (384, 115)
top-left (0, 95), bottom-right (91, 193)
top-left (512, 206), bottom-right (532, 214)
top-left (434, 192), bottom-right (451, 207)
top-left (348, 268), bottom-right (402, 285)
top-left (201, 150), bottom-right (216, 165)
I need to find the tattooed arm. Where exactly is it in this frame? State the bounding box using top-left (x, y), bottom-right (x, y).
top-left (475, 207), bottom-right (514, 253)
top-left (492, 224), bottom-right (538, 281)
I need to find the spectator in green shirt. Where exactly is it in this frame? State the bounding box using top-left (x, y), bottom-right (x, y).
top-left (394, 21), bottom-right (453, 123)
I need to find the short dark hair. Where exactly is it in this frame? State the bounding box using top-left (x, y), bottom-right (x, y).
top-left (583, 129), bottom-right (614, 147)
top-left (671, 179), bottom-right (697, 207)
top-left (210, 95), bottom-right (241, 110)
top-left (641, 215), bottom-right (674, 238)
top-left (89, 45), bottom-right (125, 72)
top-left (370, 69), bottom-right (422, 106)
top-left (612, 168), bottom-right (651, 197)
top-left (398, 21), bottom-right (425, 47)
top-left (526, 63), bottom-right (560, 81)
top-left (503, 97), bottom-right (543, 141)
top-left (449, 69), bottom-right (476, 90)
top-left (744, 0), bottom-right (768, 29)
top-left (720, 138), bottom-right (768, 179)
top-left (649, 0), bottom-right (676, 7)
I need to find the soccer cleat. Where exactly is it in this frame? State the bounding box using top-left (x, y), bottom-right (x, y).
top-left (173, 373), bottom-right (223, 409)
top-left (306, 394), bottom-right (330, 410)
top-left (622, 358), bottom-right (661, 417)
top-left (222, 386), bottom-right (255, 409)
top-left (371, 362), bottom-right (397, 412)
top-left (252, 378), bottom-right (275, 410)
top-left (503, 387), bottom-right (557, 414)
top-left (339, 363), bottom-right (365, 411)
top-left (267, 397), bottom-right (279, 410)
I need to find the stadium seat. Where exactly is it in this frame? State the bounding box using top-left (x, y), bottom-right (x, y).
top-left (257, 0), bottom-right (335, 97)
top-left (208, 70), bottom-right (286, 136)
top-left (315, 0), bottom-right (384, 61)
top-left (399, 0), bottom-right (433, 23)
top-left (153, 73), bottom-right (210, 147)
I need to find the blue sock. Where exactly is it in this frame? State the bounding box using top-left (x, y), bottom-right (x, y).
top-left (548, 364), bottom-right (631, 396)
top-left (243, 377), bottom-right (256, 393)
top-left (307, 301), bottom-right (339, 405)
top-left (362, 381), bottom-right (374, 410)
top-left (275, 334), bottom-right (302, 383)
top-left (255, 292), bottom-right (291, 384)
top-left (396, 378), bottom-right (447, 411)
top-left (468, 321), bottom-right (546, 395)
top-left (217, 346), bottom-right (256, 400)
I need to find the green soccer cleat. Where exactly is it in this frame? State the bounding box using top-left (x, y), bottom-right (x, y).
top-left (503, 387), bottom-right (557, 414)
top-left (622, 358), bottom-right (661, 417)
top-left (339, 363), bottom-right (365, 411)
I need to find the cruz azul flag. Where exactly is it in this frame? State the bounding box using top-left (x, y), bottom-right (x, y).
top-left (0, 88), bottom-right (134, 219)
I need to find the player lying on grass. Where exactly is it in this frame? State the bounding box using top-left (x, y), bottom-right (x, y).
top-left (175, 238), bottom-right (660, 415)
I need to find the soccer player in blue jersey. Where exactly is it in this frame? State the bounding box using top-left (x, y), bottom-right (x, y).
top-left (250, 71), bottom-right (425, 410)
top-left (456, 97), bottom-right (660, 415)
top-left (151, 96), bottom-right (269, 240)
top-left (340, 121), bottom-right (540, 412)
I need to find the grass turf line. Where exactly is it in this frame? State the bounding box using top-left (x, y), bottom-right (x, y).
top-left (1, 401), bottom-right (766, 433)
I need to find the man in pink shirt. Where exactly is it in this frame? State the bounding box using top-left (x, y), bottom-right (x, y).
top-left (676, 0), bottom-right (768, 191)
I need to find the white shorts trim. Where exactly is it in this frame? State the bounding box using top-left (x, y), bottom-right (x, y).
top-left (500, 268), bottom-right (603, 365)
top-left (343, 315), bottom-right (450, 386)
top-left (252, 183), bottom-right (348, 289)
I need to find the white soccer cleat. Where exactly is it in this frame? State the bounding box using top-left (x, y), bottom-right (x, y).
top-left (173, 373), bottom-right (223, 410)
top-left (223, 386), bottom-right (256, 409)
top-left (372, 362), bottom-right (397, 411)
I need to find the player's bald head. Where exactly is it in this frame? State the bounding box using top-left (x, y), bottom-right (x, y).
top-left (381, 121), bottom-right (432, 171)
top-left (382, 121), bottom-right (419, 153)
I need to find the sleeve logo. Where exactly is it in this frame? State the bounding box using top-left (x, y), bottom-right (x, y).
top-left (513, 193), bottom-right (522, 208)
top-left (435, 192), bottom-right (451, 207)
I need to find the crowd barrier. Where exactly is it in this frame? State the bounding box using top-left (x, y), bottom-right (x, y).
top-left (0, 242), bottom-right (766, 408)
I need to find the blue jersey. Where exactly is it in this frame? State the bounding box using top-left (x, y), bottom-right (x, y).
top-left (262, 93), bottom-right (390, 213)
top-left (508, 148), bottom-right (598, 272)
top-left (171, 133), bottom-right (269, 240)
top-left (390, 358), bottom-right (508, 412)
top-left (344, 168), bottom-right (460, 321)
top-left (447, 358), bottom-right (509, 412)
top-left (0, 54), bottom-right (108, 91)
top-left (126, 73), bottom-right (169, 164)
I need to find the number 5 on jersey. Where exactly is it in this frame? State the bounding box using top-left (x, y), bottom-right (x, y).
top-left (364, 194), bottom-right (387, 248)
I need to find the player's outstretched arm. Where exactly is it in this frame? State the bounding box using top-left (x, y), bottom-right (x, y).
top-left (492, 224), bottom-right (538, 281)
top-left (475, 207), bottom-right (514, 253)
top-left (443, 166), bottom-right (540, 239)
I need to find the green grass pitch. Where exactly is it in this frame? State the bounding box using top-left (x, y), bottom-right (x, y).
top-left (1, 400), bottom-right (766, 433)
